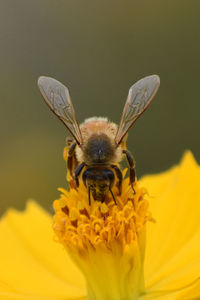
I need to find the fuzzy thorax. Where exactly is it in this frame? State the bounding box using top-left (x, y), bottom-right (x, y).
top-left (75, 117), bottom-right (123, 165)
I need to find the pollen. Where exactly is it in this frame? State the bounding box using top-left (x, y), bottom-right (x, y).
top-left (53, 167), bottom-right (152, 255)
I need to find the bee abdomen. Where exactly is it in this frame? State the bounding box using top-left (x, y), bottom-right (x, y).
top-left (82, 167), bottom-right (115, 201)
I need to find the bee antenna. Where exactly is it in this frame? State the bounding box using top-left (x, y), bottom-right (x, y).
top-left (88, 187), bottom-right (91, 206)
top-left (109, 187), bottom-right (117, 205)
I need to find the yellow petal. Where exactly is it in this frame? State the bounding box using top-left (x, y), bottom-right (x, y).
top-left (0, 200), bottom-right (86, 299)
top-left (140, 277), bottom-right (200, 300)
top-left (141, 151), bottom-right (200, 294)
top-left (175, 277), bottom-right (200, 299)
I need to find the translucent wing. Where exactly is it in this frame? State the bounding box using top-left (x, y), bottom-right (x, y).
top-left (38, 76), bottom-right (83, 146)
top-left (115, 75), bottom-right (160, 145)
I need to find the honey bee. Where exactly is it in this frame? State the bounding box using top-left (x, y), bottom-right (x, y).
top-left (38, 75), bottom-right (160, 204)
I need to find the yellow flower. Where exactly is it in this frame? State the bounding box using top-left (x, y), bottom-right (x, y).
top-left (0, 151), bottom-right (200, 300)
top-left (53, 171), bottom-right (150, 300)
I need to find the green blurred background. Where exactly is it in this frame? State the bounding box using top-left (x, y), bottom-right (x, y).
top-left (1, 0), bottom-right (200, 215)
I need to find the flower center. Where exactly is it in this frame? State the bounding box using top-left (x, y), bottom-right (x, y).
top-left (53, 147), bottom-right (153, 300)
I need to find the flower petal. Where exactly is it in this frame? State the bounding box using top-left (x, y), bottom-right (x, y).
top-left (141, 151), bottom-right (200, 294)
top-left (140, 277), bottom-right (200, 300)
top-left (175, 277), bottom-right (200, 299)
top-left (0, 201), bottom-right (86, 299)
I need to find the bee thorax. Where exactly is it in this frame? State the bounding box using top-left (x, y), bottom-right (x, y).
top-left (83, 134), bottom-right (115, 164)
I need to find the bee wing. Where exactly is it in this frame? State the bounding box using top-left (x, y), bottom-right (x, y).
top-left (38, 76), bottom-right (83, 146)
top-left (115, 75), bottom-right (160, 145)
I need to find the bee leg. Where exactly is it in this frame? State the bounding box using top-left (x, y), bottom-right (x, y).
top-left (109, 187), bottom-right (117, 205)
top-left (111, 165), bottom-right (123, 195)
top-left (123, 150), bottom-right (136, 194)
top-left (67, 142), bottom-right (77, 176)
top-left (74, 162), bottom-right (85, 187)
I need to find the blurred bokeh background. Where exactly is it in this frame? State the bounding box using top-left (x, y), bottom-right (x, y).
top-left (1, 0), bottom-right (200, 215)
